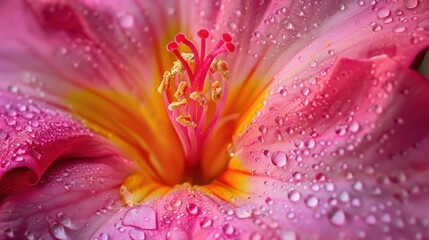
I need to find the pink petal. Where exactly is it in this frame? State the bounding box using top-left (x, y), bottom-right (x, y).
top-left (231, 56), bottom-right (429, 238)
top-left (0, 0), bottom-right (186, 103)
top-left (0, 91), bottom-right (135, 239)
top-left (0, 90), bottom-right (97, 190)
top-left (211, 0), bottom-right (429, 108)
top-left (0, 154), bottom-right (132, 239)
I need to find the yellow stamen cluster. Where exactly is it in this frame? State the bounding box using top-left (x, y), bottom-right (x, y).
top-left (158, 52), bottom-right (230, 129)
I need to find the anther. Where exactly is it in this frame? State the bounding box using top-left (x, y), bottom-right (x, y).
top-left (211, 81), bottom-right (223, 102)
top-left (190, 92), bottom-right (208, 107)
top-left (168, 98), bottom-right (188, 111)
top-left (217, 60), bottom-right (230, 80)
top-left (174, 82), bottom-right (188, 100)
top-left (176, 115), bottom-right (197, 128)
top-left (157, 71), bottom-right (173, 93)
top-left (210, 59), bottom-right (218, 73)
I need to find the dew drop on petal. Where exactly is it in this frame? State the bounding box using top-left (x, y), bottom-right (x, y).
top-left (300, 87), bottom-right (311, 96)
top-left (306, 196), bottom-right (319, 208)
top-left (199, 218), bottom-right (213, 229)
top-left (271, 151), bottom-right (288, 167)
top-left (57, 212), bottom-right (72, 228)
top-left (49, 222), bottom-right (68, 240)
top-left (129, 228), bottom-right (146, 240)
top-left (117, 12), bottom-right (134, 28)
top-left (393, 26), bottom-right (407, 33)
top-left (171, 198), bottom-right (182, 208)
top-left (348, 122), bottom-right (360, 133)
top-left (404, 0), bottom-right (419, 9)
top-left (329, 209), bottom-right (346, 226)
top-left (288, 190), bottom-right (301, 202)
top-left (234, 205), bottom-right (253, 219)
top-left (222, 224), bottom-right (235, 236)
top-left (186, 203), bottom-right (199, 215)
top-left (377, 8), bottom-right (391, 19)
top-left (4, 228), bottom-right (14, 238)
top-left (122, 205), bottom-right (157, 230)
top-left (282, 19), bottom-right (295, 30)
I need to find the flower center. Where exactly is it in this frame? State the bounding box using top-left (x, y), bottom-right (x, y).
top-left (158, 29), bottom-right (235, 182)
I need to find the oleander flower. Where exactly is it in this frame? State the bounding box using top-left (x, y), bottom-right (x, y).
top-left (1, 0), bottom-right (429, 239)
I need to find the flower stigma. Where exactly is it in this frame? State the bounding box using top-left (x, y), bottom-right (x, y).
top-left (158, 29), bottom-right (235, 181)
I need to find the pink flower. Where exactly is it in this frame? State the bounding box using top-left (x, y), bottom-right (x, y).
top-left (1, 0), bottom-right (429, 239)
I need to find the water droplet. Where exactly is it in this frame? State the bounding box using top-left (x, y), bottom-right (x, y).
top-left (339, 4), bottom-right (346, 11)
top-left (282, 19), bottom-right (295, 30)
top-left (348, 122), bottom-right (360, 133)
top-left (98, 233), bottom-right (109, 240)
top-left (49, 222), bottom-right (68, 240)
top-left (4, 228), bottom-right (14, 238)
top-left (57, 212), bottom-right (72, 228)
top-left (234, 205), bottom-right (252, 219)
top-left (117, 12), bottom-right (134, 28)
top-left (352, 181), bottom-right (363, 191)
top-left (338, 191), bottom-right (350, 202)
top-left (404, 0), bottom-right (419, 9)
top-left (186, 203), bottom-right (199, 215)
top-left (199, 217), bottom-right (213, 229)
top-left (329, 209), bottom-right (347, 226)
top-left (129, 228), bottom-right (146, 240)
top-left (393, 26), bottom-right (406, 33)
top-left (300, 87), bottom-right (311, 96)
top-left (171, 198), bottom-right (182, 208)
top-left (222, 224), bottom-right (234, 236)
top-left (288, 190), bottom-right (301, 202)
top-left (365, 214), bottom-right (377, 225)
top-left (258, 125), bottom-right (267, 134)
top-left (377, 8), bottom-right (391, 19)
top-left (122, 205), bottom-right (157, 230)
top-left (306, 196), bottom-right (319, 208)
top-left (271, 151), bottom-right (288, 167)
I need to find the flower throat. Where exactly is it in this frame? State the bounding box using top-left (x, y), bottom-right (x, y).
top-left (158, 29), bottom-right (235, 178)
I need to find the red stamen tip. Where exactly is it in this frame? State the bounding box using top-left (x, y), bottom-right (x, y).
top-left (222, 33), bottom-right (232, 42)
top-left (225, 42), bottom-right (235, 52)
top-left (175, 33), bottom-right (186, 43)
top-left (166, 41), bottom-right (179, 51)
top-left (198, 29), bottom-right (210, 39)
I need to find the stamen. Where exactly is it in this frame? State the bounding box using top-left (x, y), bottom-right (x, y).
top-left (176, 115), bottom-right (197, 128)
top-left (159, 29), bottom-right (235, 166)
top-left (217, 60), bottom-right (230, 81)
top-left (168, 98), bottom-right (188, 111)
top-left (157, 71), bottom-right (173, 93)
top-left (190, 92), bottom-right (208, 107)
top-left (211, 81), bottom-right (223, 102)
top-left (174, 82), bottom-right (188, 100)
